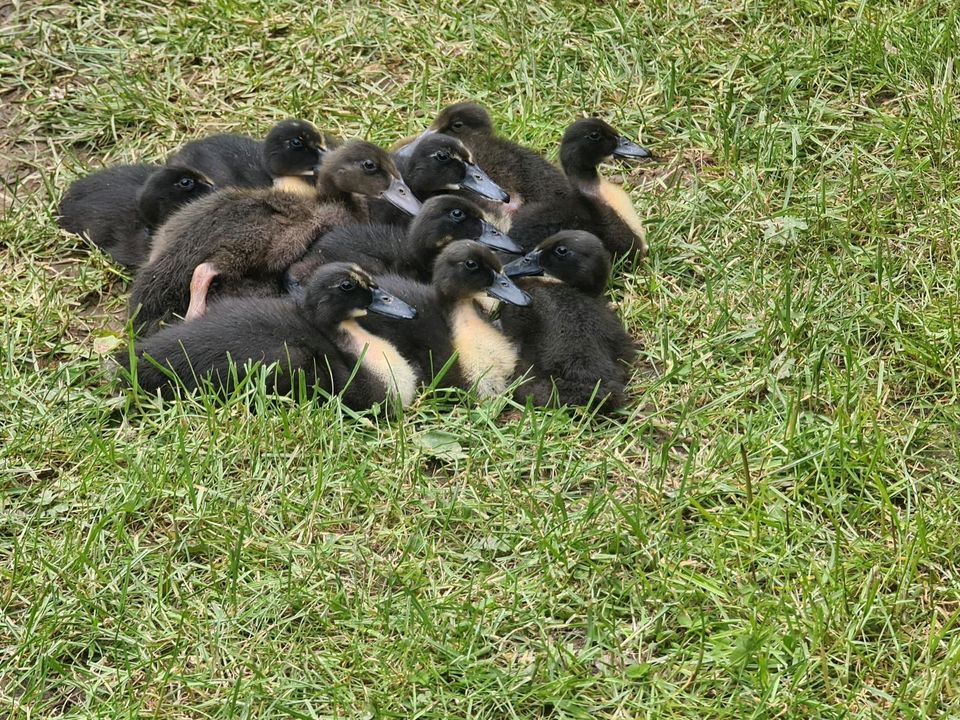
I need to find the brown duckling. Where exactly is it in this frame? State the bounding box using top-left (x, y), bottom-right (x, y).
top-left (500, 231), bottom-right (636, 411)
top-left (124, 263), bottom-right (419, 407)
top-left (358, 240), bottom-right (532, 397)
top-left (128, 140), bottom-right (420, 336)
top-left (398, 102), bottom-right (571, 224)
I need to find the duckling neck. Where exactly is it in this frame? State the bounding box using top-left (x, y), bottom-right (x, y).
top-left (338, 319), bottom-right (419, 407)
top-left (564, 163), bottom-right (645, 246)
top-left (447, 297), bottom-right (518, 398)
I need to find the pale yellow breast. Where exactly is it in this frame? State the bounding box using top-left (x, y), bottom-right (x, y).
top-left (340, 320), bottom-right (419, 407)
top-left (449, 301), bottom-right (518, 398)
top-left (273, 176), bottom-right (317, 197)
top-left (597, 178), bottom-right (647, 248)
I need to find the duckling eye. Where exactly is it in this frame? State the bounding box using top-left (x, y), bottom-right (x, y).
top-left (338, 280), bottom-right (356, 292)
top-left (451, 120), bottom-right (465, 132)
top-left (554, 245), bottom-right (570, 257)
top-left (360, 159), bottom-right (378, 174)
top-left (463, 259), bottom-right (479, 270)
top-left (449, 208), bottom-right (465, 221)
top-left (289, 137), bottom-right (304, 149)
top-left (433, 150), bottom-right (450, 162)
top-left (587, 131), bottom-right (602, 141)
top-left (177, 177), bottom-right (195, 189)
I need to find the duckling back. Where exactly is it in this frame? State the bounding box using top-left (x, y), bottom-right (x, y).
top-left (166, 133), bottom-right (271, 188)
top-left (57, 164), bottom-right (156, 268)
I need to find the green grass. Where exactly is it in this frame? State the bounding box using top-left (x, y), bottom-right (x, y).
top-left (2, 0), bottom-right (960, 717)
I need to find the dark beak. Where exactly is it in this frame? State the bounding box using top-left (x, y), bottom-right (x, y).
top-left (393, 128), bottom-right (437, 160)
top-left (461, 162), bottom-right (510, 202)
top-left (502, 249), bottom-right (543, 278)
top-left (613, 136), bottom-right (653, 160)
top-left (485, 271), bottom-right (532, 306)
top-left (368, 287), bottom-right (418, 319)
top-left (312, 147), bottom-right (327, 168)
top-left (381, 176), bottom-right (423, 216)
top-left (477, 221), bottom-right (522, 254)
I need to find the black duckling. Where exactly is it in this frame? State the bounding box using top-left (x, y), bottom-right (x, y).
top-left (57, 164), bottom-right (215, 268)
top-left (262, 119), bottom-right (335, 195)
top-left (398, 102), bottom-right (571, 223)
top-left (128, 140), bottom-right (420, 336)
top-left (124, 263), bottom-right (419, 408)
top-left (370, 134), bottom-right (509, 225)
top-left (165, 118), bottom-right (336, 190)
top-left (508, 118), bottom-right (652, 259)
top-left (166, 132), bottom-right (271, 188)
top-left (499, 231), bottom-right (636, 411)
top-left (287, 194), bottom-right (521, 286)
top-left (359, 240), bottom-right (532, 397)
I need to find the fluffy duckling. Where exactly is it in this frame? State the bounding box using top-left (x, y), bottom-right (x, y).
top-left (57, 164), bottom-right (215, 268)
top-left (500, 231), bottom-right (636, 411)
top-left (508, 118), bottom-right (652, 259)
top-left (399, 102), bottom-right (570, 222)
top-left (166, 132), bottom-right (271, 188)
top-left (124, 263), bottom-right (419, 408)
top-left (128, 140), bottom-right (420, 336)
top-left (288, 194), bottom-right (521, 285)
top-left (165, 118), bottom-right (335, 190)
top-left (359, 240), bottom-right (532, 397)
top-left (370, 134), bottom-right (509, 225)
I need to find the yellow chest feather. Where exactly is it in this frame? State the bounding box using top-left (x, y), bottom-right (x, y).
top-left (273, 176), bottom-right (317, 197)
top-left (449, 301), bottom-right (518, 398)
top-left (339, 320), bottom-right (419, 407)
top-left (596, 178), bottom-right (646, 243)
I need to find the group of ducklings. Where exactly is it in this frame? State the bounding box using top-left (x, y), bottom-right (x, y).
top-left (58, 102), bottom-right (654, 412)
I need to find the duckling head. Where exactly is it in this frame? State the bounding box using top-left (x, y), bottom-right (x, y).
top-left (411, 195), bottom-right (521, 254)
top-left (320, 140), bottom-right (422, 215)
top-left (402, 135), bottom-right (509, 202)
top-left (430, 102), bottom-right (494, 137)
top-left (432, 240), bottom-right (532, 307)
top-left (303, 262), bottom-right (417, 324)
top-left (560, 118), bottom-right (652, 177)
top-left (137, 166), bottom-right (215, 229)
top-left (263, 119), bottom-right (329, 178)
top-left (502, 230), bottom-right (611, 297)
top-left (394, 102), bottom-right (494, 161)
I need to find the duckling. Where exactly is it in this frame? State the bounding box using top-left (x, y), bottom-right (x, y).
top-left (165, 118), bottom-right (336, 190)
top-left (262, 119), bottom-right (335, 195)
top-left (499, 231), bottom-right (636, 411)
top-left (370, 134), bottom-right (509, 225)
top-left (57, 163), bottom-right (215, 268)
top-left (124, 263), bottom-right (419, 408)
top-left (128, 140), bottom-right (420, 336)
top-left (166, 132), bottom-right (271, 188)
top-left (398, 102), bottom-right (570, 223)
top-left (508, 118), bottom-right (652, 259)
top-left (288, 194), bottom-right (521, 286)
top-left (359, 240), bottom-right (532, 397)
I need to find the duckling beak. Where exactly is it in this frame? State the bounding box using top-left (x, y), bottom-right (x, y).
top-left (485, 271), bottom-right (532, 306)
top-left (367, 287), bottom-right (418, 319)
top-left (477, 221), bottom-right (522, 254)
top-left (613, 136), bottom-right (653, 160)
top-left (393, 128), bottom-right (437, 160)
top-left (461, 162), bottom-right (510, 203)
top-left (381, 176), bottom-right (423, 216)
top-left (502, 249), bottom-right (544, 278)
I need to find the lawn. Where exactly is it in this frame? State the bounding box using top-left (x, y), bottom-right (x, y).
top-left (2, 0), bottom-right (959, 717)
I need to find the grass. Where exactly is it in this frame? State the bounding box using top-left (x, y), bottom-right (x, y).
top-left (2, 0), bottom-right (959, 717)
